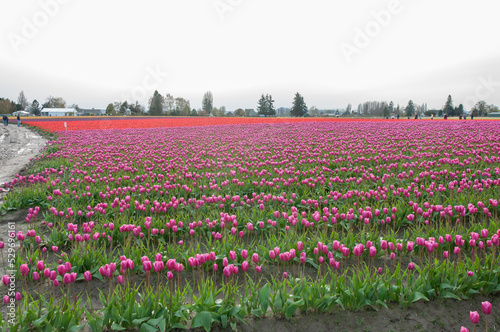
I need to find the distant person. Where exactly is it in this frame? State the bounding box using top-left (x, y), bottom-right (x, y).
top-left (17, 114), bottom-right (21, 126)
top-left (471, 114), bottom-right (474, 120)
top-left (397, 114), bottom-right (399, 119)
top-left (444, 114), bottom-right (448, 120)
top-left (2, 115), bottom-right (8, 126)
top-left (414, 114), bottom-right (418, 119)
top-left (459, 115), bottom-right (462, 120)
top-left (431, 114), bottom-right (434, 120)
top-left (391, 115), bottom-right (395, 119)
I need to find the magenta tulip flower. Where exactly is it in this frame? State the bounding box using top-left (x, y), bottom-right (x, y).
top-left (470, 311), bottom-right (479, 325)
top-left (1, 275), bottom-right (10, 286)
top-left (482, 301), bottom-right (492, 315)
top-left (20, 264), bottom-right (29, 277)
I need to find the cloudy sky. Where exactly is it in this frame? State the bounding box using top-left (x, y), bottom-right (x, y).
top-left (1, 0), bottom-right (499, 111)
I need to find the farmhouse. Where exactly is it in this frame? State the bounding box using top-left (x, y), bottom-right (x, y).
top-left (40, 108), bottom-right (77, 117)
top-left (80, 108), bottom-right (106, 116)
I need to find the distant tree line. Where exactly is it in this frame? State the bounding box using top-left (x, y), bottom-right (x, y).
top-left (2, 90), bottom-right (499, 118)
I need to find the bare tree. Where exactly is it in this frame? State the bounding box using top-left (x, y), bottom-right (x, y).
top-left (164, 93), bottom-right (175, 115)
top-left (202, 91), bottom-right (213, 116)
top-left (17, 91), bottom-right (28, 110)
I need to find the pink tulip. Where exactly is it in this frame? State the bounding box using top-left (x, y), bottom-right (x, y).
top-left (63, 273), bottom-right (71, 285)
top-left (15, 292), bottom-right (21, 301)
top-left (117, 275), bottom-right (124, 284)
top-left (242, 261), bottom-right (249, 272)
top-left (252, 253), bottom-right (259, 264)
top-left (460, 327), bottom-right (469, 332)
top-left (241, 249), bottom-right (248, 259)
top-left (2, 275), bottom-right (10, 286)
top-left (482, 301), bottom-right (492, 315)
top-left (481, 229), bottom-right (488, 238)
top-left (84, 271), bottom-right (92, 281)
top-left (3, 295), bottom-right (9, 304)
top-left (36, 260), bottom-right (45, 271)
top-left (470, 311), bottom-right (479, 325)
top-left (143, 261), bottom-right (152, 272)
top-left (20, 264), bottom-right (29, 277)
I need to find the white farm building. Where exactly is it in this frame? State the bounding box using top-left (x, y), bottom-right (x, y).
top-left (40, 108), bottom-right (77, 117)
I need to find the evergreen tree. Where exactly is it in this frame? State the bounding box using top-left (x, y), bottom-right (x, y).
top-left (405, 100), bottom-right (415, 117)
top-left (148, 90), bottom-right (164, 115)
top-left (29, 99), bottom-right (41, 116)
top-left (257, 95), bottom-right (267, 116)
top-left (257, 94), bottom-right (276, 117)
top-left (291, 92), bottom-right (307, 117)
top-left (120, 101), bottom-right (129, 114)
top-left (443, 95), bottom-right (454, 116)
top-left (383, 106), bottom-right (389, 117)
top-left (265, 94), bottom-right (275, 117)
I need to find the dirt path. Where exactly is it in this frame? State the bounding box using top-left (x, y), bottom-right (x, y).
top-left (0, 124), bottom-right (46, 276)
top-left (0, 123), bottom-right (46, 189)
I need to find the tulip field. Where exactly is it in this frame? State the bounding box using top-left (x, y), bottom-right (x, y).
top-left (1, 117), bottom-right (500, 331)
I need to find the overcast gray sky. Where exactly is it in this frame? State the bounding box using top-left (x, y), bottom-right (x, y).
top-left (1, 0), bottom-right (500, 111)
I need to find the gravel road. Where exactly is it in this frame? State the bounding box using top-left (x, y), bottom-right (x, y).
top-left (0, 124), bottom-right (46, 188)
